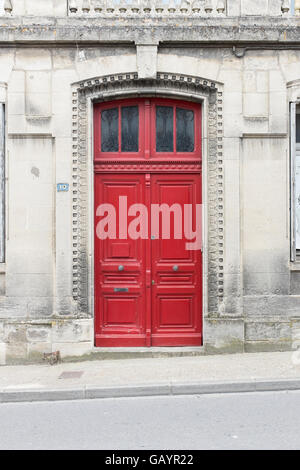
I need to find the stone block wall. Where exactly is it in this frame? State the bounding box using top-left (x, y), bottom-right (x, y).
top-left (0, 14), bottom-right (299, 362)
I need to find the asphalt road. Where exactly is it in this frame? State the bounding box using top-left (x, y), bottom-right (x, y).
top-left (0, 391), bottom-right (299, 450)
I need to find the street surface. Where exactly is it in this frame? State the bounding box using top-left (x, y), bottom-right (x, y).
top-left (0, 391), bottom-right (299, 450)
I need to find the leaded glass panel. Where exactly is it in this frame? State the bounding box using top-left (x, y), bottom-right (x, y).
top-left (121, 106), bottom-right (139, 152)
top-left (176, 108), bottom-right (195, 152)
top-left (156, 106), bottom-right (174, 152)
top-left (101, 108), bottom-right (119, 152)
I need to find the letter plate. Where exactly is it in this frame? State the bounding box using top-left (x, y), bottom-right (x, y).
top-left (114, 288), bottom-right (129, 293)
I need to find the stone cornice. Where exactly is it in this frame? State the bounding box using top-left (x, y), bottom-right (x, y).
top-left (0, 17), bottom-right (300, 45)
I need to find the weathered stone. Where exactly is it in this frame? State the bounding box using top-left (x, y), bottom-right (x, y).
top-left (52, 319), bottom-right (93, 343)
top-left (5, 342), bottom-right (28, 364)
top-left (0, 322), bottom-right (4, 342)
top-left (245, 321), bottom-right (291, 341)
top-left (27, 341), bottom-right (52, 361)
top-left (51, 341), bottom-right (93, 359)
top-left (0, 298), bottom-right (28, 320)
top-left (243, 296), bottom-right (300, 318)
top-left (0, 4), bottom-right (299, 363)
top-left (245, 340), bottom-right (292, 353)
top-left (25, 71), bottom-right (52, 118)
top-left (0, 342), bottom-right (6, 365)
top-left (241, 0), bottom-right (269, 16)
top-left (204, 318), bottom-right (244, 354)
top-left (137, 45), bottom-right (157, 80)
top-left (27, 298), bottom-right (53, 319)
top-left (0, 273), bottom-right (5, 296)
top-left (15, 49), bottom-right (52, 71)
top-left (26, 326), bottom-right (51, 343)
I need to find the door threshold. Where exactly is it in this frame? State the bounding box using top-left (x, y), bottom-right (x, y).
top-left (89, 346), bottom-right (205, 361)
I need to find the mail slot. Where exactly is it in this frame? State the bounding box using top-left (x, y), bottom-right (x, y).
top-left (114, 288), bottom-right (129, 293)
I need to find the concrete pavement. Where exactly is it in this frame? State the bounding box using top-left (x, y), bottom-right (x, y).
top-left (0, 351), bottom-right (300, 403)
top-left (1, 392), bottom-right (300, 449)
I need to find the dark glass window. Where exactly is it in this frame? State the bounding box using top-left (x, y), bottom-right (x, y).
top-left (121, 106), bottom-right (139, 152)
top-left (156, 106), bottom-right (174, 152)
top-left (101, 108), bottom-right (119, 152)
top-left (297, 114), bottom-right (300, 143)
top-left (176, 108), bottom-right (195, 152)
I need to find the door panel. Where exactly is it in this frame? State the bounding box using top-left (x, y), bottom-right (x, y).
top-left (94, 97), bottom-right (203, 348)
top-left (95, 173), bottom-right (202, 347)
top-left (94, 174), bottom-right (147, 346)
top-left (151, 174), bottom-right (202, 346)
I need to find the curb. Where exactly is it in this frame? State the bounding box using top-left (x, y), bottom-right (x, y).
top-left (1, 378), bottom-right (300, 403)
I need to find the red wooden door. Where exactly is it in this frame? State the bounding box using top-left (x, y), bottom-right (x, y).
top-left (151, 174), bottom-right (202, 346)
top-left (94, 174), bottom-right (147, 346)
top-left (94, 98), bottom-right (202, 347)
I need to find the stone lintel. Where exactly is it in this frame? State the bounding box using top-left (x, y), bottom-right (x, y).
top-left (0, 18), bottom-right (300, 45)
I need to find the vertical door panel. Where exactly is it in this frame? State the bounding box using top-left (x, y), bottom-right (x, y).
top-left (151, 174), bottom-right (202, 346)
top-left (94, 174), bottom-right (147, 346)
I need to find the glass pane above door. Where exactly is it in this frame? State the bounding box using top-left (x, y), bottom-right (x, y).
top-left (121, 106), bottom-right (139, 152)
top-left (95, 99), bottom-right (201, 159)
top-left (176, 108), bottom-right (195, 152)
top-left (156, 106), bottom-right (174, 152)
top-left (101, 107), bottom-right (119, 152)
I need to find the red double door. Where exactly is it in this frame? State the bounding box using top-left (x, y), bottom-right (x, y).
top-left (94, 98), bottom-right (202, 347)
top-left (94, 173), bottom-right (202, 347)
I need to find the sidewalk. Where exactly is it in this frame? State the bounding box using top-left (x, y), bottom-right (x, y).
top-left (0, 351), bottom-right (300, 403)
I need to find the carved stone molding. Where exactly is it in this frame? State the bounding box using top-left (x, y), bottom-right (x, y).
top-left (94, 162), bottom-right (202, 173)
top-left (68, 0), bottom-right (228, 17)
top-left (71, 71), bottom-right (224, 316)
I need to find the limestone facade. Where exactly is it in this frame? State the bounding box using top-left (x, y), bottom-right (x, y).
top-left (0, 0), bottom-right (300, 363)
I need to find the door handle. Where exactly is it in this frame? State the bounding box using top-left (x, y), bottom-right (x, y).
top-left (173, 265), bottom-right (179, 272)
top-left (118, 265), bottom-right (125, 272)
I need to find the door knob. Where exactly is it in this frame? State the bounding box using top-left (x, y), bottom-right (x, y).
top-left (173, 265), bottom-right (179, 272)
top-left (118, 265), bottom-right (125, 272)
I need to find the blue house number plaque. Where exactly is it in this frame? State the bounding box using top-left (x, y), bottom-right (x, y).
top-left (57, 183), bottom-right (69, 192)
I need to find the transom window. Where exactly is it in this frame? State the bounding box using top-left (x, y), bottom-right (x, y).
top-left (101, 105), bottom-right (139, 153)
top-left (155, 105), bottom-right (195, 153)
top-left (94, 98), bottom-right (201, 160)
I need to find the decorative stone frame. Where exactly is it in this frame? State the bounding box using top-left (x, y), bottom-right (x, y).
top-left (71, 72), bottom-right (224, 322)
